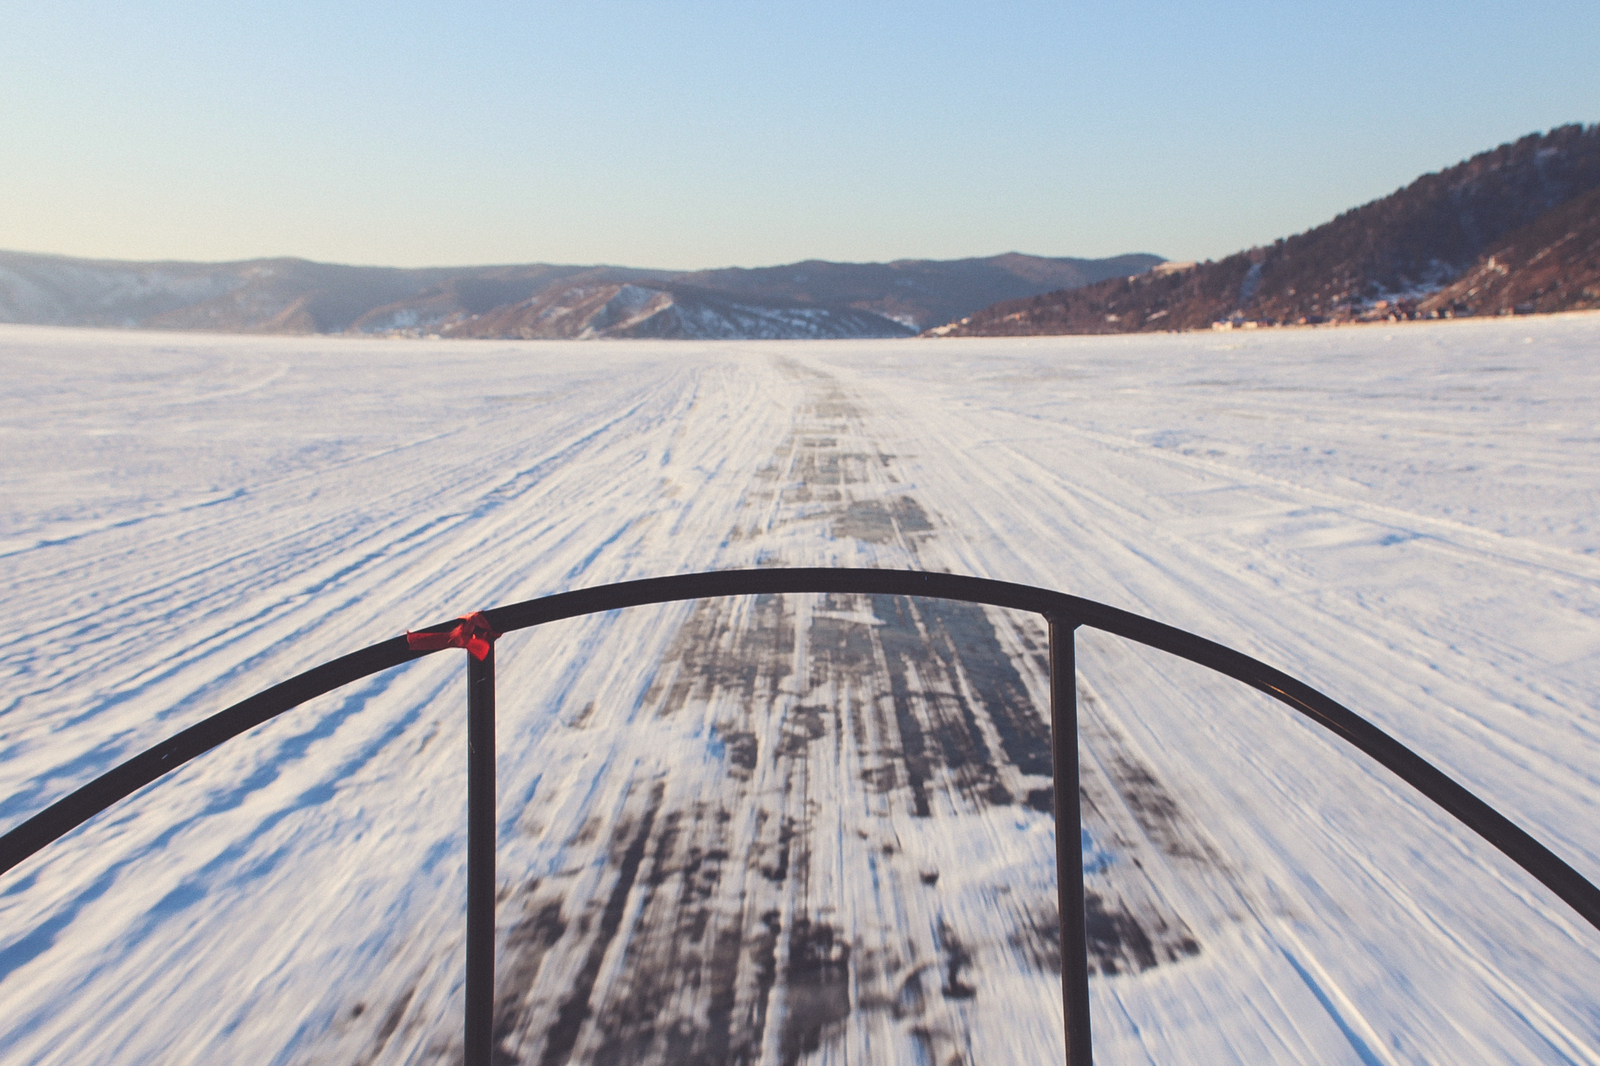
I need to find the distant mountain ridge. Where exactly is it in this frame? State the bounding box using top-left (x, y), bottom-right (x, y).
top-left (666, 252), bottom-right (1161, 331)
top-left (439, 281), bottom-right (919, 340)
top-left (0, 249), bottom-right (1161, 341)
top-left (933, 123), bottom-right (1600, 336)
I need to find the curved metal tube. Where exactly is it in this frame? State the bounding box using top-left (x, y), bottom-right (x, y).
top-left (5, 566), bottom-right (1598, 939)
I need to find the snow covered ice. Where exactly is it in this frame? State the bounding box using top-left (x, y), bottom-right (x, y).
top-left (1, 315), bottom-right (1599, 1064)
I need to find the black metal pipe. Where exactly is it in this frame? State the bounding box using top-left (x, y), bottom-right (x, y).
top-left (1049, 615), bottom-right (1092, 1065)
top-left (465, 648), bottom-right (496, 1066)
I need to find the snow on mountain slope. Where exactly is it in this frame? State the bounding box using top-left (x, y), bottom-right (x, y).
top-left (0, 316), bottom-right (1598, 1065)
top-left (0, 253), bottom-right (247, 326)
top-left (1, 250), bottom-right (1134, 339)
top-left (443, 283), bottom-right (914, 340)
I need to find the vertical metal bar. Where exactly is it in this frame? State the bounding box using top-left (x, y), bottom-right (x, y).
top-left (1048, 615), bottom-right (1092, 1065)
top-left (465, 647), bottom-right (496, 1066)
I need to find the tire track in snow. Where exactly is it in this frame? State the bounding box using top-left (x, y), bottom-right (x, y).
top-left (453, 365), bottom-right (1226, 1066)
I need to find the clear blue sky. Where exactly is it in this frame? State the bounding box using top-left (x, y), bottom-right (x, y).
top-left (2, 0), bottom-right (1595, 269)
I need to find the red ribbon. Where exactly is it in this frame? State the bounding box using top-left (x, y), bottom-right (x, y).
top-left (405, 611), bottom-right (501, 661)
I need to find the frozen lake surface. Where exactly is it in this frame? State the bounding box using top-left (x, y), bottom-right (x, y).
top-left (2, 316), bottom-right (1599, 1064)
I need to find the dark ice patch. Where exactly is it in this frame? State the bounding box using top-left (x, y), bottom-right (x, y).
top-left (1085, 892), bottom-right (1201, 975)
top-left (779, 705), bottom-right (827, 756)
top-left (1011, 901), bottom-right (1063, 974)
top-left (860, 763), bottom-right (898, 793)
top-left (538, 784), bottom-right (663, 1066)
top-left (573, 798), bottom-right (770, 1066)
top-left (870, 593), bottom-right (1025, 814)
top-left (747, 909), bottom-right (782, 1061)
top-left (1079, 699), bottom-right (1227, 868)
top-left (831, 495), bottom-right (933, 544)
top-left (646, 593), bottom-right (794, 715)
top-left (913, 596), bottom-right (1051, 778)
top-left (762, 817), bottom-right (795, 884)
top-left (1025, 786), bottom-right (1056, 814)
top-left (780, 918), bottom-right (852, 1066)
top-left (1009, 893), bottom-right (1200, 978)
top-left (936, 919), bottom-right (977, 1000)
top-left (1104, 750), bottom-right (1219, 862)
top-left (722, 730), bottom-right (758, 774)
top-left (495, 898), bottom-right (567, 1058)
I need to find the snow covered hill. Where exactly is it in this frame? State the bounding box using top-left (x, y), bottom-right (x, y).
top-left (0, 250), bottom-right (1148, 340)
top-left (0, 251), bottom-right (472, 333)
top-left (1, 316), bottom-right (1598, 1064)
top-left (438, 282), bottom-right (914, 340)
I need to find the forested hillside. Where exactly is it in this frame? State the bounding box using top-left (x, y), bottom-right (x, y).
top-left (933, 124), bottom-right (1600, 336)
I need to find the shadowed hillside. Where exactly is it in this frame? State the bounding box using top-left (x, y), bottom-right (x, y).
top-left (933, 124), bottom-right (1600, 336)
top-left (672, 252), bottom-right (1161, 331)
top-left (1418, 186), bottom-right (1600, 317)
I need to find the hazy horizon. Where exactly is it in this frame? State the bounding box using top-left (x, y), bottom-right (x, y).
top-left (4, 1), bottom-right (1595, 271)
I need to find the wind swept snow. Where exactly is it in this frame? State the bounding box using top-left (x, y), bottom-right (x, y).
top-left (1, 317), bottom-right (1598, 1064)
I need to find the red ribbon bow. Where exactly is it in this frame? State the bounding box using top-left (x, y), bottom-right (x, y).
top-left (405, 611), bottom-right (501, 661)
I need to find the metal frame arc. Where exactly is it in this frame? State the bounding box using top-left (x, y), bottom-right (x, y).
top-left (3, 567), bottom-right (1598, 1066)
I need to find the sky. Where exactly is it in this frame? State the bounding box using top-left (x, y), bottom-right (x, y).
top-left (2, 0), bottom-right (1596, 270)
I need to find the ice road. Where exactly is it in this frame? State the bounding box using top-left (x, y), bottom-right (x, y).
top-left (1, 315), bottom-right (1599, 1065)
